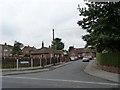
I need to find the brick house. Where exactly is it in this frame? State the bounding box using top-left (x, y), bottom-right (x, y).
top-left (83, 48), bottom-right (96, 58)
top-left (0, 43), bottom-right (13, 58)
top-left (30, 41), bottom-right (65, 62)
top-left (22, 46), bottom-right (36, 56)
top-left (69, 48), bottom-right (84, 59)
top-left (30, 47), bottom-right (64, 59)
top-left (30, 47), bottom-right (54, 59)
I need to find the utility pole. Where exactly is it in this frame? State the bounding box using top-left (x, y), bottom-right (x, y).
top-left (52, 29), bottom-right (56, 66)
top-left (53, 29), bottom-right (54, 41)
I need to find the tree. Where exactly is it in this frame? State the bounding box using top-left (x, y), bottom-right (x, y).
top-left (51, 38), bottom-right (64, 50)
top-left (68, 46), bottom-right (74, 52)
top-left (12, 41), bottom-right (24, 56)
top-left (77, 1), bottom-right (120, 52)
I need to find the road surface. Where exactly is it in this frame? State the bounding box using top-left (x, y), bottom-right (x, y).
top-left (2, 60), bottom-right (119, 88)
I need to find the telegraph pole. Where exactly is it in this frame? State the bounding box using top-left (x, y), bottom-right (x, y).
top-left (52, 29), bottom-right (56, 65)
top-left (53, 29), bottom-right (54, 41)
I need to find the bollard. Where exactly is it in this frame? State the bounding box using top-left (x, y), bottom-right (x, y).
top-left (16, 59), bottom-right (19, 70)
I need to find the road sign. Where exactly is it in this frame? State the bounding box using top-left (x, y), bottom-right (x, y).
top-left (20, 61), bottom-right (29, 64)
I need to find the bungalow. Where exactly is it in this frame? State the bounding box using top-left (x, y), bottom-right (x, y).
top-left (30, 41), bottom-right (65, 63)
top-left (30, 47), bottom-right (54, 59)
top-left (69, 47), bottom-right (96, 59)
top-left (31, 47), bottom-right (64, 59)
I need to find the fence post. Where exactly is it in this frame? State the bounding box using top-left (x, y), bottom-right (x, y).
top-left (50, 57), bottom-right (51, 64)
top-left (16, 59), bottom-right (19, 70)
top-left (45, 58), bottom-right (47, 65)
top-left (56, 57), bottom-right (58, 63)
top-left (31, 58), bottom-right (33, 68)
top-left (40, 58), bottom-right (41, 67)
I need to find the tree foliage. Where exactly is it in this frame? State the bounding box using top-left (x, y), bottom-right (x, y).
top-left (77, 2), bottom-right (120, 52)
top-left (12, 41), bottom-right (24, 56)
top-left (51, 38), bottom-right (64, 50)
top-left (68, 46), bottom-right (74, 52)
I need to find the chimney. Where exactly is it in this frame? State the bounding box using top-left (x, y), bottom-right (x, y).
top-left (49, 45), bottom-right (50, 48)
top-left (4, 43), bottom-right (7, 45)
top-left (42, 41), bottom-right (44, 48)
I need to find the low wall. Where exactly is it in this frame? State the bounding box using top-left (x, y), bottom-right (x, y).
top-left (98, 64), bottom-right (120, 74)
top-left (2, 57), bottom-right (63, 69)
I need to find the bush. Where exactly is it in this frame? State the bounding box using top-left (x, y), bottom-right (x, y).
top-left (96, 53), bottom-right (120, 67)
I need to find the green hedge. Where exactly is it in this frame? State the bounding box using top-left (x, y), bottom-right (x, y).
top-left (96, 53), bottom-right (120, 67)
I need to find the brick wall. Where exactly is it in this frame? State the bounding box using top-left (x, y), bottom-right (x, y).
top-left (98, 64), bottom-right (120, 74)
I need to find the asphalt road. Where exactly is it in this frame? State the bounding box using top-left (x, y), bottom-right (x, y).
top-left (2, 60), bottom-right (119, 88)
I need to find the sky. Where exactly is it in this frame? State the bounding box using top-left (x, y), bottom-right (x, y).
top-left (1, 0), bottom-right (88, 50)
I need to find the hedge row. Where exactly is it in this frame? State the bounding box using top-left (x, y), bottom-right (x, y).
top-left (96, 53), bottom-right (120, 67)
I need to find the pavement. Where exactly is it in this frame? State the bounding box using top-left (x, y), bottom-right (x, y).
top-left (84, 60), bottom-right (120, 83)
top-left (2, 62), bottom-right (71, 76)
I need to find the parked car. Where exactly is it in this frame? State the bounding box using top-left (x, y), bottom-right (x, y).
top-left (87, 55), bottom-right (92, 60)
top-left (70, 56), bottom-right (76, 61)
top-left (82, 57), bottom-right (90, 62)
top-left (74, 56), bottom-right (78, 60)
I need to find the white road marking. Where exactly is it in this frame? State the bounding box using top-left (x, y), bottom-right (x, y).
top-left (1, 76), bottom-right (119, 86)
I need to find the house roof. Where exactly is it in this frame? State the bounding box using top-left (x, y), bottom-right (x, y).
top-left (31, 47), bottom-right (53, 55)
top-left (1, 44), bottom-right (13, 49)
top-left (76, 48), bottom-right (84, 53)
top-left (22, 46), bottom-right (36, 52)
top-left (70, 48), bottom-right (84, 54)
top-left (69, 48), bottom-right (95, 54)
top-left (31, 47), bottom-right (63, 55)
top-left (54, 50), bottom-right (63, 54)
top-left (83, 48), bottom-right (95, 52)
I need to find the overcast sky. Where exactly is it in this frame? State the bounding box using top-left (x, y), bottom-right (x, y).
top-left (1, 0), bottom-right (88, 50)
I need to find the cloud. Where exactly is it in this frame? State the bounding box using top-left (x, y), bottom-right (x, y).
top-left (1, 0), bottom-right (87, 50)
